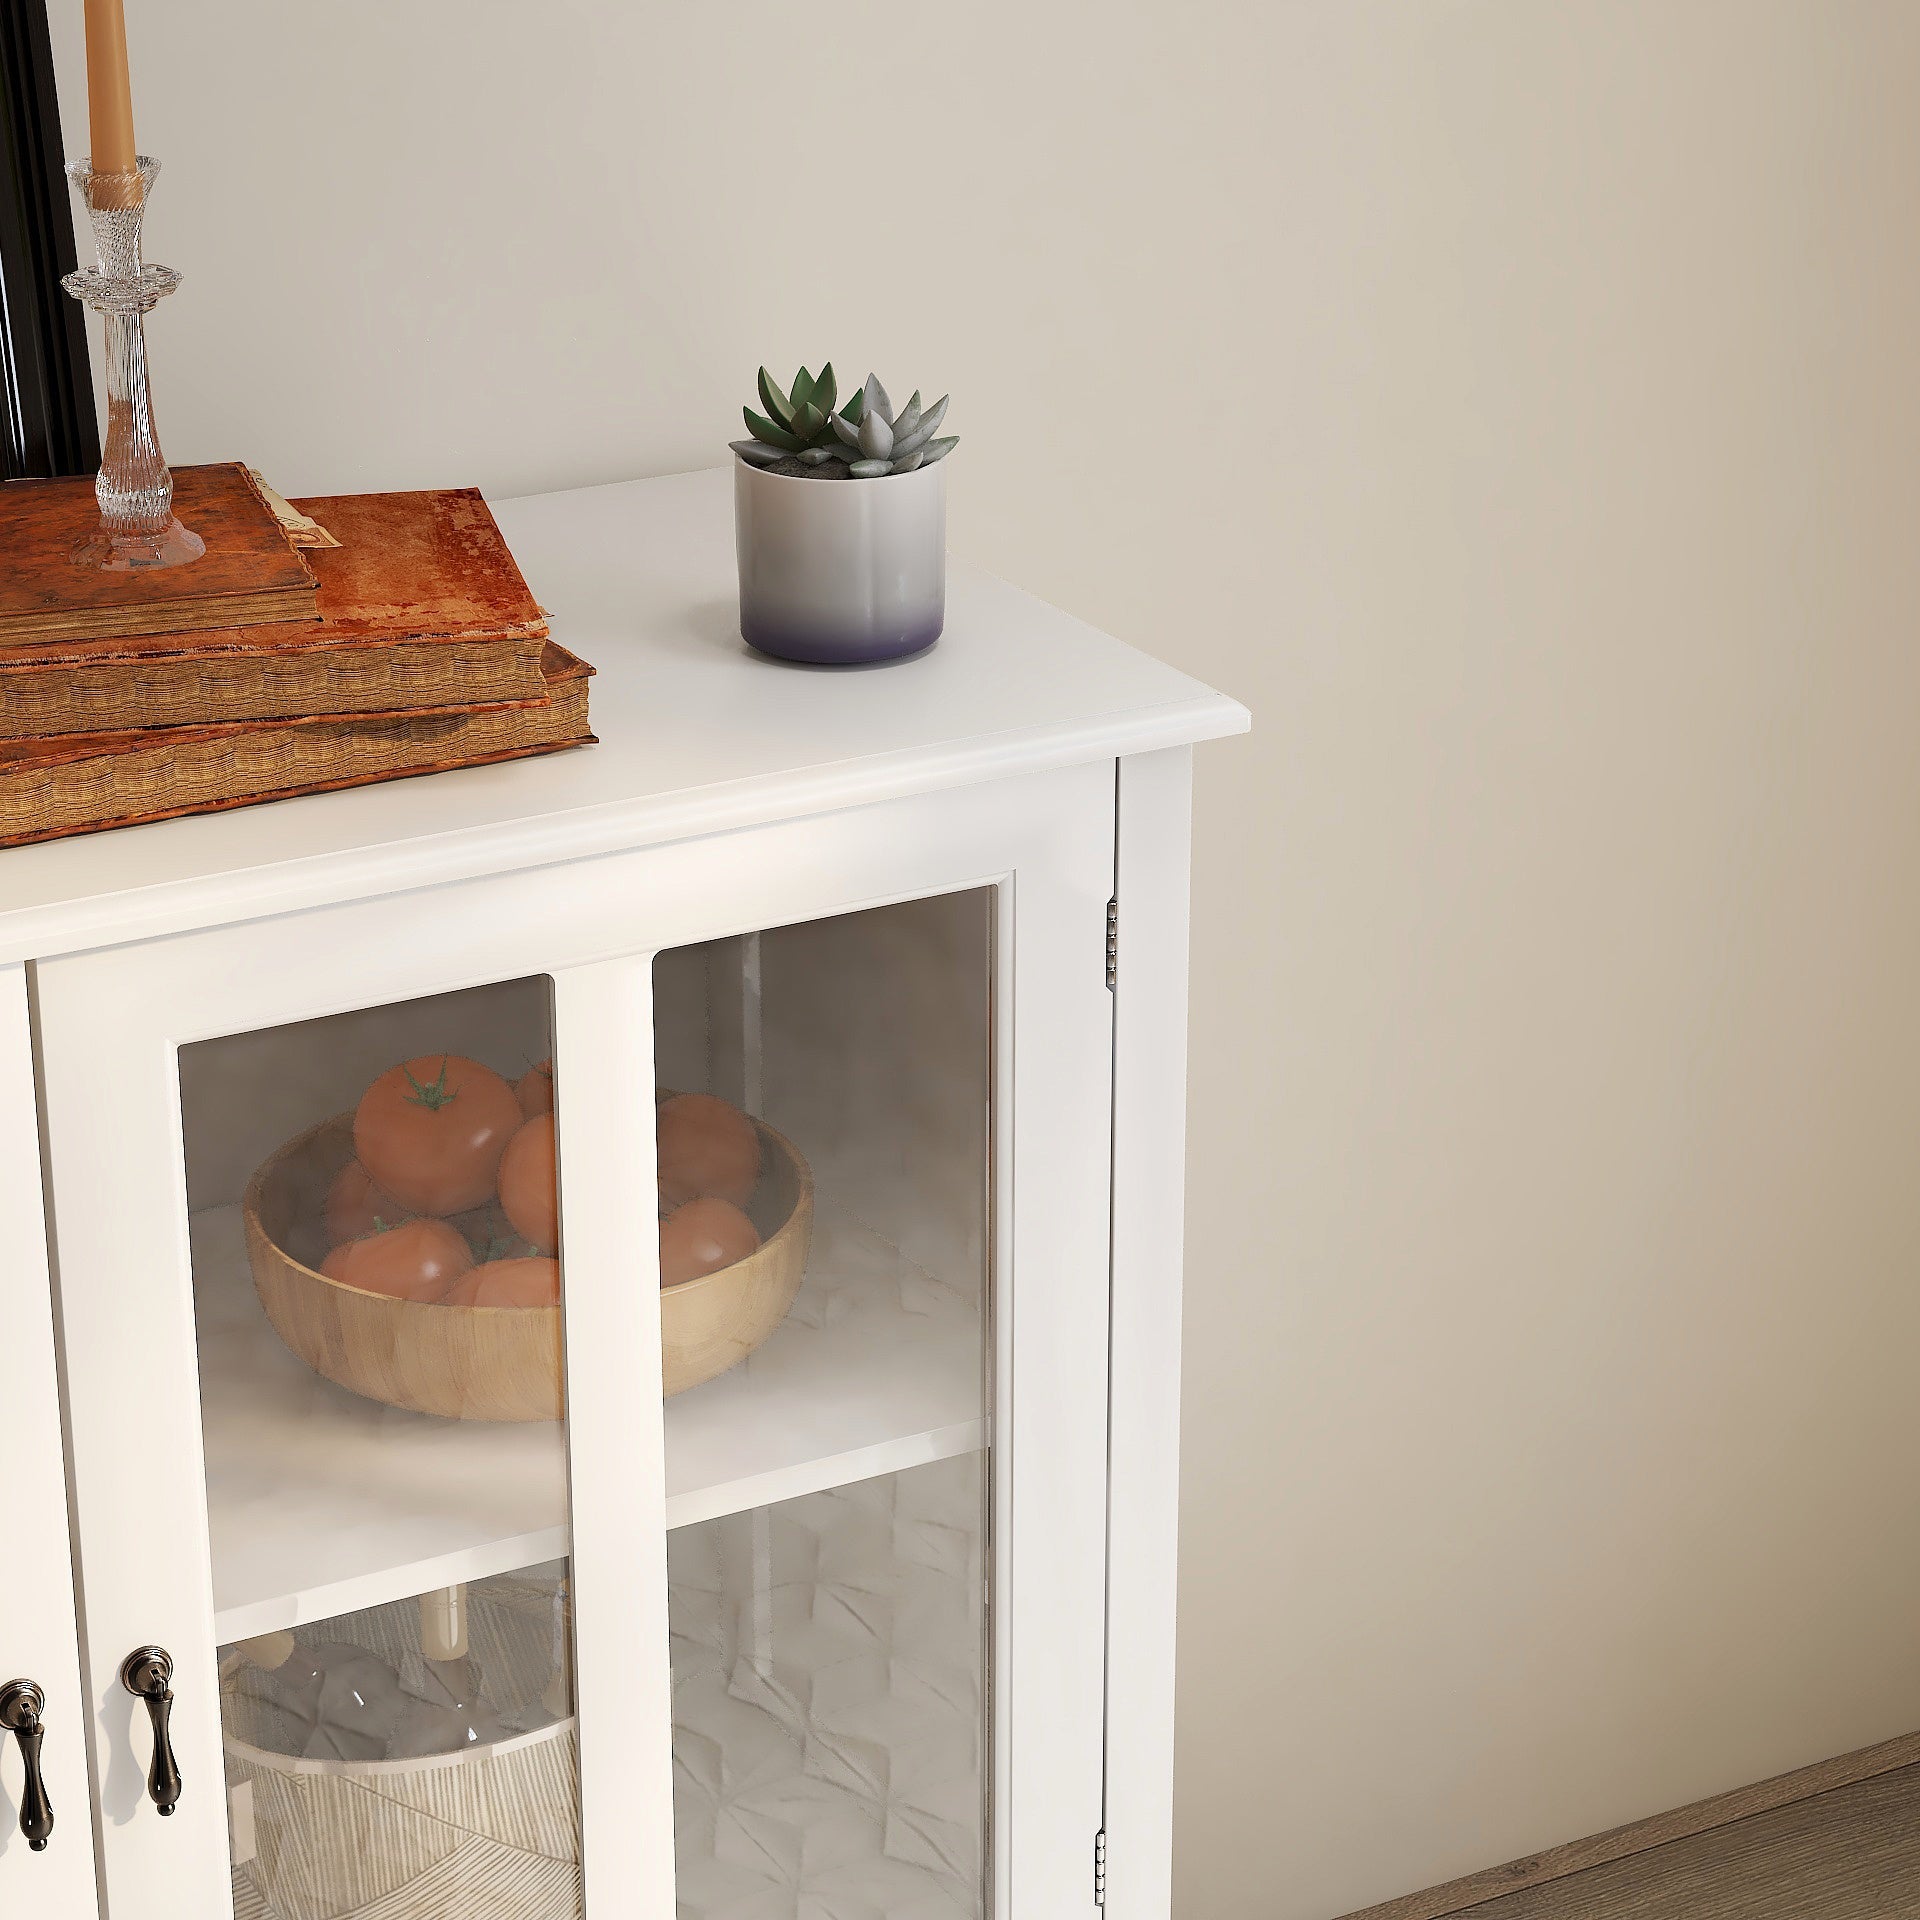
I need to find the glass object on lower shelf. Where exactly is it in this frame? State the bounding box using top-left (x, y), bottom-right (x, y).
top-left (670, 1456), bottom-right (990, 1920)
top-left (222, 1563), bottom-right (580, 1920)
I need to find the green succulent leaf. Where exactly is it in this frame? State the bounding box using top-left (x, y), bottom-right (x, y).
top-left (839, 389), bottom-right (865, 424)
top-left (730, 438), bottom-right (787, 466)
top-left (756, 367), bottom-right (795, 430)
top-left (789, 366), bottom-right (816, 411)
top-left (812, 363), bottom-right (837, 416)
top-left (891, 394), bottom-right (948, 458)
top-left (798, 446), bottom-right (836, 465)
top-left (743, 406), bottom-right (803, 452)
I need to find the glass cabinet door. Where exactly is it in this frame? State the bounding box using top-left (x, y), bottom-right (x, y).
top-left (33, 904), bottom-right (663, 1920)
top-left (35, 761), bottom-right (1117, 1920)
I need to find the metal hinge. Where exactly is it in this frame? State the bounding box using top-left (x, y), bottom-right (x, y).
top-left (1094, 1827), bottom-right (1107, 1906)
top-left (1105, 897), bottom-right (1119, 992)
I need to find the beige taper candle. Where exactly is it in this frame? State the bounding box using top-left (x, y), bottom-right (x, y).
top-left (82, 0), bottom-right (139, 204)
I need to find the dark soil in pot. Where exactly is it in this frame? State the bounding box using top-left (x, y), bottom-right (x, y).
top-left (763, 456), bottom-right (848, 479)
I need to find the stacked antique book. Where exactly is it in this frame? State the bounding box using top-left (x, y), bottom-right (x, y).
top-left (0, 464), bottom-right (594, 848)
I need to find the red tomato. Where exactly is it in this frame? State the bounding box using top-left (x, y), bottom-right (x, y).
top-left (320, 1217), bottom-right (473, 1303)
top-left (442, 1255), bottom-right (562, 1309)
top-left (516, 1059), bottom-right (554, 1119)
top-left (354, 1054), bottom-right (523, 1215)
top-left (658, 1197), bottom-right (760, 1287)
top-left (656, 1094), bottom-right (761, 1209)
top-left (498, 1112), bottom-right (558, 1252)
top-left (323, 1160), bottom-right (411, 1246)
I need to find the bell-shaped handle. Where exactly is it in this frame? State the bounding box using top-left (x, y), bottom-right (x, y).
top-left (0, 1678), bottom-right (54, 1850)
top-left (119, 1647), bottom-right (181, 1816)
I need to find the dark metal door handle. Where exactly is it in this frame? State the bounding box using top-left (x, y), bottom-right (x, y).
top-left (0, 1679), bottom-right (53, 1851)
top-left (119, 1647), bottom-right (181, 1816)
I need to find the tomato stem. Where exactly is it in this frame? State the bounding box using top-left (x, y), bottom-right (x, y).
top-left (403, 1056), bottom-right (459, 1112)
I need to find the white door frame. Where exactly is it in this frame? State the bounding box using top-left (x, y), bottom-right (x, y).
top-left (33, 761), bottom-right (1116, 1920)
top-left (0, 965), bottom-right (100, 1919)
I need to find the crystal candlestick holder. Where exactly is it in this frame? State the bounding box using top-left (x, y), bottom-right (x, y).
top-left (61, 157), bottom-right (204, 571)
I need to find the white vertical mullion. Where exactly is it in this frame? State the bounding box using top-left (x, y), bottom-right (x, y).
top-left (0, 965), bottom-right (101, 1920)
top-left (550, 959), bottom-right (676, 1920)
top-left (1103, 747), bottom-right (1196, 1920)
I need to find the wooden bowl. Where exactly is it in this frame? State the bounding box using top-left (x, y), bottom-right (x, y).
top-left (243, 1108), bottom-right (812, 1422)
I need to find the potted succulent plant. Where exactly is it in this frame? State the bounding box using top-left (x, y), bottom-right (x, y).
top-left (730, 364), bottom-right (958, 666)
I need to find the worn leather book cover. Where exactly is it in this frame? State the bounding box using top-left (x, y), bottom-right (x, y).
top-left (0, 489), bottom-right (551, 738)
top-left (0, 464), bottom-right (320, 644)
top-left (0, 645), bottom-right (593, 848)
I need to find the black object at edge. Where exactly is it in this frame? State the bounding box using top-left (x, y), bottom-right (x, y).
top-left (1, 0), bottom-right (98, 481)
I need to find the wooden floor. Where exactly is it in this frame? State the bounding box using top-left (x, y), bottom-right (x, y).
top-left (1343, 1734), bottom-right (1920, 1920)
top-left (1460, 1762), bottom-right (1920, 1917)
top-left (1414, 1762), bottom-right (1920, 1920)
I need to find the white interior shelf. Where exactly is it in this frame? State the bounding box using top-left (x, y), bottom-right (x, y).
top-left (195, 1203), bottom-right (986, 1642)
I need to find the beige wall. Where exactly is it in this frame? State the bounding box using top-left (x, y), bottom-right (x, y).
top-left (47, 3), bottom-right (1920, 1914)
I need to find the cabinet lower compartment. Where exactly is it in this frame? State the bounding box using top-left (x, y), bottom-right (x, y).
top-left (224, 1564), bottom-right (581, 1920)
top-left (228, 1454), bottom-right (985, 1920)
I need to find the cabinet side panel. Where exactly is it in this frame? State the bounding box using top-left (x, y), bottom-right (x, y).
top-left (0, 964), bottom-right (99, 1919)
top-left (1105, 748), bottom-right (1195, 1920)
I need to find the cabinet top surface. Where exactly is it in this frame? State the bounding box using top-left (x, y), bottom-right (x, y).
top-left (0, 467), bottom-right (1246, 963)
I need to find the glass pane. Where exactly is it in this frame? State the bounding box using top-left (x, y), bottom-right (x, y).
top-left (654, 892), bottom-right (994, 1918)
top-left (669, 1459), bottom-right (988, 1919)
top-left (178, 980), bottom-right (583, 1920)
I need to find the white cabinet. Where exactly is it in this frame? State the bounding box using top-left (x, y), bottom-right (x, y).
top-left (0, 469), bottom-right (1245, 1920)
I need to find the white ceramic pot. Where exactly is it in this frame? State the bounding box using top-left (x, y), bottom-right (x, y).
top-left (734, 458), bottom-right (946, 665)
